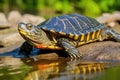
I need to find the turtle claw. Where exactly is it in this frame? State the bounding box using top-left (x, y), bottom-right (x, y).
top-left (67, 48), bottom-right (82, 59)
top-left (69, 53), bottom-right (82, 61)
top-left (58, 38), bottom-right (82, 59)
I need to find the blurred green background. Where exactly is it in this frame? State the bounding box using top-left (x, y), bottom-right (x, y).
top-left (0, 0), bottom-right (120, 18)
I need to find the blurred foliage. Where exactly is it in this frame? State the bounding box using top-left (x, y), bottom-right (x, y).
top-left (99, 66), bottom-right (120, 80)
top-left (0, 0), bottom-right (120, 17)
top-left (0, 64), bottom-right (30, 80)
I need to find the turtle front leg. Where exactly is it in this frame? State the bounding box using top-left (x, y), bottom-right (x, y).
top-left (101, 28), bottom-right (120, 42)
top-left (58, 38), bottom-right (82, 59)
top-left (19, 41), bottom-right (33, 57)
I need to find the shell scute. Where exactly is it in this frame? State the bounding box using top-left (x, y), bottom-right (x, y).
top-left (38, 14), bottom-right (104, 40)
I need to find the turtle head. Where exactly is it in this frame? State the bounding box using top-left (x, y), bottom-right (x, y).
top-left (18, 22), bottom-right (45, 46)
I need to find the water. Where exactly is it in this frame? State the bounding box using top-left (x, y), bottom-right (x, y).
top-left (0, 56), bottom-right (120, 80)
top-left (0, 49), bottom-right (120, 80)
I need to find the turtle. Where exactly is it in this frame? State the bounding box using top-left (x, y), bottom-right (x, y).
top-left (18, 14), bottom-right (120, 59)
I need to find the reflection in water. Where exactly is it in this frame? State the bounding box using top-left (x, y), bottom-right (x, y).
top-left (22, 58), bottom-right (107, 80)
top-left (0, 64), bottom-right (30, 80)
top-left (0, 56), bottom-right (120, 80)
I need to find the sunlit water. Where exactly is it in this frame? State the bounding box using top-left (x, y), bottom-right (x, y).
top-left (0, 48), bottom-right (120, 80)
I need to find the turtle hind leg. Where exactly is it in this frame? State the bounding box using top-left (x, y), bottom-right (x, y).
top-left (101, 28), bottom-right (120, 42)
top-left (58, 38), bottom-right (82, 59)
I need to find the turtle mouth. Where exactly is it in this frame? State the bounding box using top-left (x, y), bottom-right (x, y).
top-left (18, 29), bottom-right (42, 46)
top-left (18, 28), bottom-right (27, 35)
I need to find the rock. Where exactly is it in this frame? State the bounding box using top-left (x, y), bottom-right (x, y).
top-left (97, 13), bottom-right (115, 23)
top-left (0, 56), bottom-right (22, 66)
top-left (20, 14), bottom-right (45, 25)
top-left (0, 41), bottom-right (23, 54)
top-left (97, 11), bottom-right (120, 28)
top-left (1, 38), bottom-right (120, 61)
top-left (113, 11), bottom-right (120, 21)
top-left (79, 41), bottom-right (120, 61)
top-left (0, 12), bottom-right (10, 28)
top-left (0, 27), bottom-right (17, 35)
top-left (0, 32), bottom-right (24, 47)
top-left (18, 41), bottom-right (120, 61)
top-left (35, 53), bottom-right (59, 60)
top-left (8, 10), bottom-right (22, 27)
top-left (0, 25), bottom-right (24, 53)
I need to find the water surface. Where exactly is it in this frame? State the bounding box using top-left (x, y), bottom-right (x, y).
top-left (0, 56), bottom-right (120, 80)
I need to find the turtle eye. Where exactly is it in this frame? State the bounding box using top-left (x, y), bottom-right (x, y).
top-left (26, 23), bottom-right (33, 30)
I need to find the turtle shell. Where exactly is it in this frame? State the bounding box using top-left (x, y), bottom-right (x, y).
top-left (37, 14), bottom-right (104, 40)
